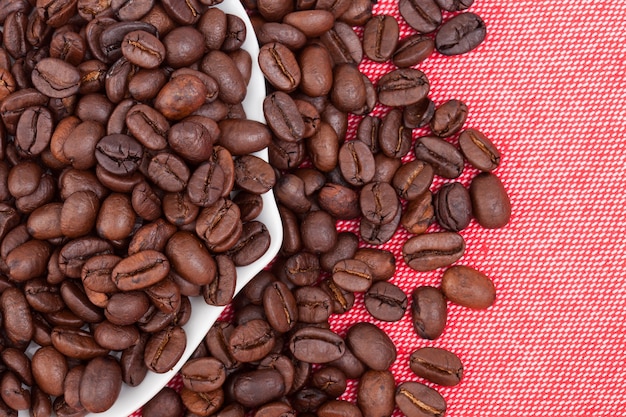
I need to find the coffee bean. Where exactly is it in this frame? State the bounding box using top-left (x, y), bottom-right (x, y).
top-left (31, 346), bottom-right (68, 397)
top-left (410, 347), bottom-right (464, 386)
top-left (392, 160), bottom-right (434, 201)
top-left (414, 135), bottom-right (464, 179)
top-left (264, 91), bottom-right (306, 142)
top-left (411, 286), bottom-right (447, 340)
top-left (31, 58), bottom-right (80, 98)
top-left (377, 68), bottom-right (429, 107)
top-left (299, 43), bottom-right (334, 98)
top-left (442, 265), bottom-right (496, 309)
top-left (395, 381), bottom-right (447, 417)
top-left (459, 128), bottom-right (501, 172)
top-left (283, 10), bottom-right (335, 38)
top-left (331, 64), bottom-right (367, 113)
top-left (229, 319), bottom-right (276, 363)
top-left (338, 140), bottom-right (375, 187)
top-left (357, 370), bottom-right (396, 417)
top-left (231, 369), bottom-right (285, 408)
top-left (363, 15), bottom-right (399, 62)
top-left (393, 34), bottom-right (435, 68)
top-left (403, 231), bottom-right (465, 272)
top-left (319, 21), bottom-right (363, 65)
top-left (79, 355), bottom-right (122, 413)
top-left (434, 182), bottom-right (472, 231)
top-left (112, 250), bottom-right (170, 291)
top-left (469, 172), bottom-right (511, 229)
top-left (399, 0), bottom-right (442, 33)
top-left (430, 99), bottom-right (468, 137)
top-left (144, 325), bottom-right (187, 373)
top-left (289, 327), bottom-right (345, 363)
top-left (141, 387), bottom-right (184, 417)
top-left (162, 26), bottom-right (205, 68)
top-left (301, 210), bottom-right (337, 254)
top-left (402, 191), bottom-right (435, 234)
top-left (332, 259), bottom-right (373, 293)
top-left (365, 281), bottom-right (408, 322)
top-left (259, 42), bottom-right (301, 93)
top-left (360, 181), bottom-right (399, 225)
top-left (345, 322), bottom-right (396, 371)
top-left (436, 12), bottom-right (487, 56)
top-left (295, 286), bottom-right (332, 324)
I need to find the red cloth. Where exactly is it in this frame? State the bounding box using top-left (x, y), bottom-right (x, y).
top-left (134, 1), bottom-right (626, 415)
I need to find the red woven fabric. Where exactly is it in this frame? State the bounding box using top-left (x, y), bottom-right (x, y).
top-left (133, 1), bottom-right (626, 416)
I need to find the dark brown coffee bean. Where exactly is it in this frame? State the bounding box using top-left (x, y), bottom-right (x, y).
top-left (332, 259), bottom-right (373, 293)
top-left (442, 264), bottom-right (496, 309)
top-left (6, 239), bottom-right (51, 282)
top-left (318, 399), bottom-right (361, 417)
top-left (295, 286), bottom-right (332, 324)
top-left (298, 44), bottom-right (333, 98)
top-left (161, 0), bottom-right (202, 25)
top-left (111, 250), bottom-right (169, 291)
top-left (469, 172), bottom-right (511, 229)
top-left (228, 319), bottom-right (275, 363)
top-left (1, 348), bottom-right (33, 386)
top-left (162, 26), bottom-right (205, 68)
top-left (458, 128), bottom-right (501, 172)
top-left (411, 286), bottom-right (447, 340)
top-left (79, 355), bottom-right (122, 413)
top-left (201, 50), bottom-right (247, 105)
top-left (258, 42), bottom-right (301, 93)
top-left (430, 99), bottom-right (468, 137)
top-left (399, 0), bottom-right (442, 34)
top-left (263, 281), bottom-right (298, 333)
top-left (195, 198), bottom-right (242, 249)
top-left (141, 387), bottom-right (184, 417)
top-left (393, 34), bottom-right (434, 68)
top-left (401, 191), bottom-right (435, 234)
top-left (105, 291), bottom-right (151, 326)
top-left (436, 0), bottom-right (473, 10)
top-left (365, 281), bottom-right (407, 322)
top-left (180, 357), bottom-right (226, 393)
top-left (218, 119), bottom-right (272, 156)
top-left (338, 140), bottom-right (375, 187)
top-left (331, 64), bottom-right (366, 113)
top-left (410, 347), bottom-right (463, 386)
top-left (346, 322), bottom-right (396, 370)
top-left (125, 103), bottom-right (169, 151)
top-left (395, 381), bottom-right (446, 417)
top-left (319, 21), bottom-right (363, 65)
top-left (15, 106), bottom-right (52, 157)
top-left (120, 332), bottom-right (149, 387)
top-left (319, 232), bottom-right (359, 272)
top-left (310, 367), bottom-right (347, 399)
top-left (31, 57), bottom-right (80, 98)
top-left (359, 203), bottom-right (401, 246)
top-left (436, 12), bottom-right (486, 56)
top-left (300, 210), bottom-right (337, 254)
top-left (233, 191), bottom-right (263, 222)
top-left (234, 155), bottom-right (276, 195)
top-left (360, 181), bottom-right (399, 225)
top-left (357, 370), bottom-right (395, 417)
top-left (403, 231), bottom-right (465, 271)
top-left (144, 325), bottom-right (187, 373)
top-left (282, 10), bottom-right (334, 37)
top-left (120, 30), bottom-right (164, 69)
top-left (59, 279), bottom-right (104, 323)
top-left (93, 321), bottom-right (140, 351)
top-left (31, 346), bottom-right (68, 397)
top-left (264, 91), bottom-right (305, 143)
top-left (379, 108), bottom-right (412, 159)
top-left (95, 133), bottom-right (143, 177)
top-left (147, 152), bottom-right (190, 192)
top-left (203, 255), bottom-right (237, 306)
top-left (305, 122), bottom-right (339, 173)
top-left (227, 220), bottom-right (271, 266)
top-left (377, 68), bottom-right (429, 107)
top-left (257, 22), bottom-right (306, 50)
top-left (1, 287), bottom-right (33, 346)
top-left (403, 97), bottom-right (436, 129)
top-left (51, 326), bottom-right (108, 360)
top-left (414, 136), bottom-right (464, 179)
top-left (354, 248), bottom-right (396, 282)
top-left (434, 182), bottom-right (472, 231)
top-left (155, 74), bottom-right (207, 120)
top-left (231, 369), bottom-right (285, 408)
top-left (289, 327), bottom-right (345, 363)
top-left (166, 231), bottom-right (216, 285)
top-left (363, 14), bottom-right (399, 62)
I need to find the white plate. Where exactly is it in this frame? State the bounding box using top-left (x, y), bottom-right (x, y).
top-left (17, 1), bottom-right (281, 415)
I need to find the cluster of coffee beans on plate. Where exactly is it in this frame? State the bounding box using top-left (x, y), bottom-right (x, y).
top-left (0, 0), bottom-right (279, 415)
top-left (136, 0), bottom-right (512, 416)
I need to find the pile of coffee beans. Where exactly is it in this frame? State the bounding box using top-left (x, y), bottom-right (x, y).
top-left (0, 0), bottom-right (279, 415)
top-left (135, 0), bottom-right (511, 416)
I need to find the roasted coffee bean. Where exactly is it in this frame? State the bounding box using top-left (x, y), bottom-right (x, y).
top-left (436, 12), bottom-right (486, 56)
top-left (291, 387), bottom-right (327, 413)
top-left (320, 232), bottom-right (359, 272)
top-left (331, 64), bottom-right (366, 113)
top-left (319, 278), bottom-right (355, 315)
top-left (218, 119), bottom-right (272, 156)
top-left (31, 57), bottom-right (80, 98)
top-left (393, 34), bottom-right (435, 68)
top-left (279, 204), bottom-right (301, 254)
top-left (411, 286), bottom-right (447, 340)
top-left (180, 357), bottom-right (226, 393)
top-left (79, 355), bottom-right (122, 413)
top-left (404, 97), bottom-right (436, 129)
top-left (458, 128), bottom-right (501, 172)
top-left (402, 191), bottom-right (435, 234)
top-left (264, 91), bottom-right (306, 143)
top-left (120, 30), bottom-right (165, 69)
top-left (301, 210), bottom-right (337, 253)
top-left (410, 347), bottom-right (463, 386)
top-left (257, 22), bottom-right (307, 50)
top-left (1, 348), bottom-right (33, 386)
top-left (357, 370), bottom-right (395, 417)
top-left (360, 181), bottom-right (399, 225)
top-left (263, 281), bottom-right (298, 333)
top-left (365, 281), bottom-right (407, 322)
top-left (283, 252), bottom-right (320, 286)
top-left (320, 21), bottom-right (363, 65)
top-left (155, 74), bottom-right (207, 120)
top-left (259, 42), bottom-right (301, 93)
top-left (395, 381), bottom-right (447, 417)
top-left (144, 325), bottom-right (187, 373)
top-left (51, 327), bottom-right (109, 360)
top-left (93, 321), bottom-right (140, 351)
top-left (125, 103), bottom-right (169, 151)
top-left (345, 322), bottom-right (396, 370)
top-left (234, 155), bottom-right (276, 195)
top-left (363, 15), bottom-right (399, 62)
top-left (298, 43), bottom-right (333, 98)
top-left (234, 191), bottom-right (263, 222)
top-left (1, 287), bottom-right (33, 346)
top-left (392, 160), bottom-right (434, 201)
top-left (403, 231), bottom-right (465, 271)
top-left (162, 26), bottom-right (205, 68)
top-left (289, 327), bottom-right (345, 364)
top-left (338, 140), bottom-right (375, 187)
top-left (105, 291), bottom-right (151, 326)
top-left (378, 68), bottom-right (429, 107)
top-left (436, 0), bottom-right (474, 11)
top-left (203, 255), bottom-right (237, 306)
top-left (283, 10), bottom-right (334, 37)
top-left (306, 122), bottom-right (339, 173)
top-left (95, 133), bottom-right (143, 176)
top-left (354, 248), bottom-right (396, 282)
top-left (469, 172), bottom-right (511, 229)
top-left (15, 106), bottom-right (53, 157)
top-left (166, 231), bottom-right (216, 285)
top-left (442, 265), bottom-right (496, 309)
top-left (59, 280), bottom-right (104, 323)
top-left (6, 239), bottom-right (51, 282)
top-left (430, 99), bottom-right (468, 137)
top-left (147, 152), bottom-right (190, 193)
top-left (228, 319), bottom-right (275, 363)
top-left (372, 153), bottom-right (401, 184)
top-left (379, 108), bottom-right (412, 159)
top-left (112, 250), bottom-right (169, 291)
top-left (311, 366), bottom-right (347, 399)
top-left (231, 369), bottom-right (285, 408)
top-left (359, 205), bottom-right (401, 246)
top-left (399, 0), bottom-right (442, 34)
top-left (142, 387), bottom-right (185, 417)
top-left (332, 259), bottom-right (373, 293)
top-left (181, 387), bottom-right (225, 416)
top-left (434, 182), bottom-right (472, 231)
top-left (99, 21), bottom-right (158, 63)
top-left (295, 286), bottom-right (332, 324)
top-left (414, 136), bottom-right (464, 179)
top-left (31, 346), bottom-right (68, 397)
top-left (317, 400), bottom-right (361, 417)
top-left (227, 220), bottom-right (271, 266)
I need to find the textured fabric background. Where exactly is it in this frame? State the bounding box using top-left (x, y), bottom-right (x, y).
top-left (134, 1), bottom-right (626, 416)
